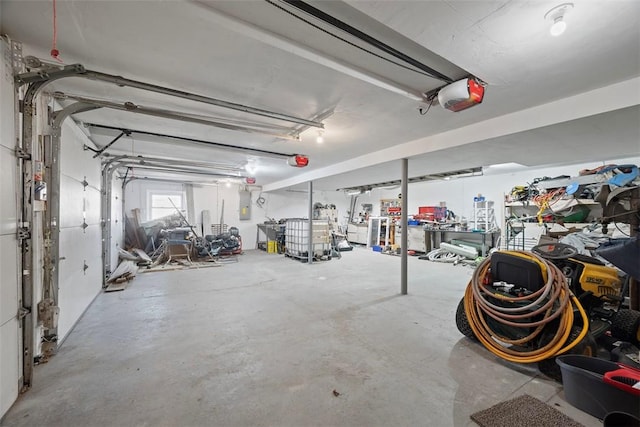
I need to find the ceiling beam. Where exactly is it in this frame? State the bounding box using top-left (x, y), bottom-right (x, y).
top-left (190, 0), bottom-right (425, 101)
top-left (264, 76), bottom-right (640, 191)
top-left (280, 0), bottom-right (453, 83)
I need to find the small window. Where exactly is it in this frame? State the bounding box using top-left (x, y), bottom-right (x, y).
top-left (149, 192), bottom-right (185, 220)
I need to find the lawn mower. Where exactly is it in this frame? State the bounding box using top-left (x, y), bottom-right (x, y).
top-left (455, 243), bottom-right (639, 381)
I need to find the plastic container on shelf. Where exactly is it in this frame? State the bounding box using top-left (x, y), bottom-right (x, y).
top-left (555, 355), bottom-right (640, 420)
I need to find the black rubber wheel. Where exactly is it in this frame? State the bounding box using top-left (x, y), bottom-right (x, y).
top-left (611, 309), bottom-right (640, 345)
top-left (455, 297), bottom-right (477, 341)
top-left (537, 325), bottom-right (597, 383)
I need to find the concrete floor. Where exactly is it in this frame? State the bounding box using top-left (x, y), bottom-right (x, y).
top-left (2, 248), bottom-right (600, 427)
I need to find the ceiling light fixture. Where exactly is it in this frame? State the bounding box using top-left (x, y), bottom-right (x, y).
top-left (337, 167), bottom-right (483, 192)
top-left (545, 3), bottom-right (573, 37)
top-left (245, 160), bottom-right (257, 175)
top-left (316, 130), bottom-right (324, 144)
top-left (225, 180), bottom-right (232, 188)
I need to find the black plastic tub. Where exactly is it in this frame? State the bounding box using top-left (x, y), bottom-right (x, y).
top-left (556, 355), bottom-right (640, 420)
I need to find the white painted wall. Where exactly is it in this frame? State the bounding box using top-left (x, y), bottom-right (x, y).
top-left (121, 156), bottom-right (640, 254)
top-left (0, 37), bottom-right (20, 419)
top-left (56, 118), bottom-right (103, 342)
top-left (125, 181), bottom-right (352, 251)
top-left (370, 156), bottom-right (640, 228)
top-left (256, 156), bottom-right (640, 245)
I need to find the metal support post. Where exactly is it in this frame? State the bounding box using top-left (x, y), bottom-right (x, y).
top-left (308, 181), bottom-right (313, 264)
top-left (629, 191), bottom-right (639, 310)
top-left (401, 158), bottom-right (408, 295)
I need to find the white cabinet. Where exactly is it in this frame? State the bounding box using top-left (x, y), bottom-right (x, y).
top-left (347, 223), bottom-right (368, 245)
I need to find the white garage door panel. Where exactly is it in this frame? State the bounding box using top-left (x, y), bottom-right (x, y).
top-left (0, 318), bottom-right (19, 418)
top-left (84, 187), bottom-right (101, 226)
top-left (110, 184), bottom-right (124, 270)
top-left (59, 225), bottom-right (101, 285)
top-left (58, 115), bottom-right (103, 342)
top-left (59, 175), bottom-right (85, 229)
top-left (0, 39), bottom-right (19, 420)
top-left (60, 123), bottom-right (101, 186)
top-left (0, 236), bottom-right (18, 326)
top-left (83, 225), bottom-right (103, 270)
top-left (57, 225), bottom-right (102, 341)
top-left (0, 145), bottom-right (17, 236)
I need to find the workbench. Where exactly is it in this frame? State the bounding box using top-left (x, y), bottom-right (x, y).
top-left (255, 223), bottom-right (284, 250)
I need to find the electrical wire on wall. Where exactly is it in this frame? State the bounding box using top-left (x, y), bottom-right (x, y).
top-left (255, 192), bottom-right (274, 221)
top-left (256, 193), bottom-right (266, 208)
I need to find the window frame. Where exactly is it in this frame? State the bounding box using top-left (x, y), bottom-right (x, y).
top-left (146, 190), bottom-right (187, 221)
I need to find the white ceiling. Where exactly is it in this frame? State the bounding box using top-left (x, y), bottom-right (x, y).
top-left (1, 0), bottom-right (639, 191)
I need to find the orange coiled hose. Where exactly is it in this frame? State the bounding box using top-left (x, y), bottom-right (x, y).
top-left (463, 251), bottom-right (589, 363)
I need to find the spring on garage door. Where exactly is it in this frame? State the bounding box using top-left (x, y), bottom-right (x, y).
top-left (464, 250), bottom-right (589, 363)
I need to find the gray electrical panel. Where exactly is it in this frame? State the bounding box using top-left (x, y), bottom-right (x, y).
top-left (239, 190), bottom-right (251, 220)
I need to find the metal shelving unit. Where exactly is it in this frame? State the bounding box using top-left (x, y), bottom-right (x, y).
top-left (502, 198), bottom-right (601, 250)
top-left (471, 200), bottom-right (496, 231)
top-left (367, 216), bottom-right (391, 248)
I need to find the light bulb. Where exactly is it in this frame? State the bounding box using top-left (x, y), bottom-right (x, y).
top-left (316, 130), bottom-right (324, 144)
top-left (550, 18), bottom-right (566, 36)
top-left (245, 161), bottom-right (257, 175)
top-left (545, 3), bottom-right (573, 36)
top-left (225, 181), bottom-right (231, 188)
